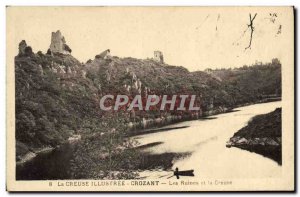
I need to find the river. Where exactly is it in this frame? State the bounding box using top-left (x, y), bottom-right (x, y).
top-left (17, 101), bottom-right (281, 180)
top-left (134, 101), bottom-right (282, 179)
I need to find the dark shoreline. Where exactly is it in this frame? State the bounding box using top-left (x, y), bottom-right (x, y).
top-left (230, 144), bottom-right (281, 165)
top-left (126, 108), bottom-right (238, 138)
top-left (226, 107), bottom-right (282, 165)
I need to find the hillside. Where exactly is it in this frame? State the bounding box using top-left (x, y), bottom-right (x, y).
top-left (205, 59), bottom-right (281, 105)
top-left (16, 41), bottom-right (282, 154)
top-left (15, 34), bottom-right (281, 178)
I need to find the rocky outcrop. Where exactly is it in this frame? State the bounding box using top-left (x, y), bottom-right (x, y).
top-left (18, 40), bottom-right (34, 57)
top-left (67, 134), bottom-right (81, 144)
top-left (227, 136), bottom-right (281, 147)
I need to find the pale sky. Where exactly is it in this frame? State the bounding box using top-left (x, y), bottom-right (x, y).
top-left (7, 7), bottom-right (293, 71)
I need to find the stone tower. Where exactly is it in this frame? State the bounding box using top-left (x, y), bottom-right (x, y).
top-left (18, 40), bottom-right (27, 55)
top-left (154, 51), bottom-right (164, 63)
top-left (49, 30), bottom-right (72, 55)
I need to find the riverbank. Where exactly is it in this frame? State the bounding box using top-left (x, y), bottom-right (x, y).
top-left (16, 99), bottom-right (281, 166)
top-left (16, 134), bottom-right (81, 166)
top-left (16, 141), bottom-right (54, 166)
top-left (226, 108), bottom-right (282, 165)
top-left (126, 106), bottom-right (235, 137)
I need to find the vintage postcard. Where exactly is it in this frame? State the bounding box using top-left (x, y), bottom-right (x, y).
top-left (6, 6), bottom-right (294, 192)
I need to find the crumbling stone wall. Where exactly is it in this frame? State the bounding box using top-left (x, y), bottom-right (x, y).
top-left (18, 40), bottom-right (27, 55)
top-left (95, 49), bottom-right (111, 59)
top-left (49, 30), bottom-right (72, 55)
top-left (154, 51), bottom-right (164, 63)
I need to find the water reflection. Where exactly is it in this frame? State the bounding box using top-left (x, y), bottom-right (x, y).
top-left (135, 101), bottom-right (282, 179)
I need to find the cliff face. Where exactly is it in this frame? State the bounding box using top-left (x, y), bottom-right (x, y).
top-left (15, 32), bottom-right (282, 160)
top-left (226, 108), bottom-right (282, 164)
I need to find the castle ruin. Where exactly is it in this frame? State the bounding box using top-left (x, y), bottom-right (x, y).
top-left (154, 51), bottom-right (164, 63)
top-left (18, 40), bottom-right (27, 55)
top-left (95, 49), bottom-right (111, 59)
top-left (49, 30), bottom-right (72, 55)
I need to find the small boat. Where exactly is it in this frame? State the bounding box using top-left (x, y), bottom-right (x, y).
top-left (174, 167), bottom-right (194, 179)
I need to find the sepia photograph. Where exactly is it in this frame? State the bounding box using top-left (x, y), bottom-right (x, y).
top-left (6, 6), bottom-right (294, 192)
